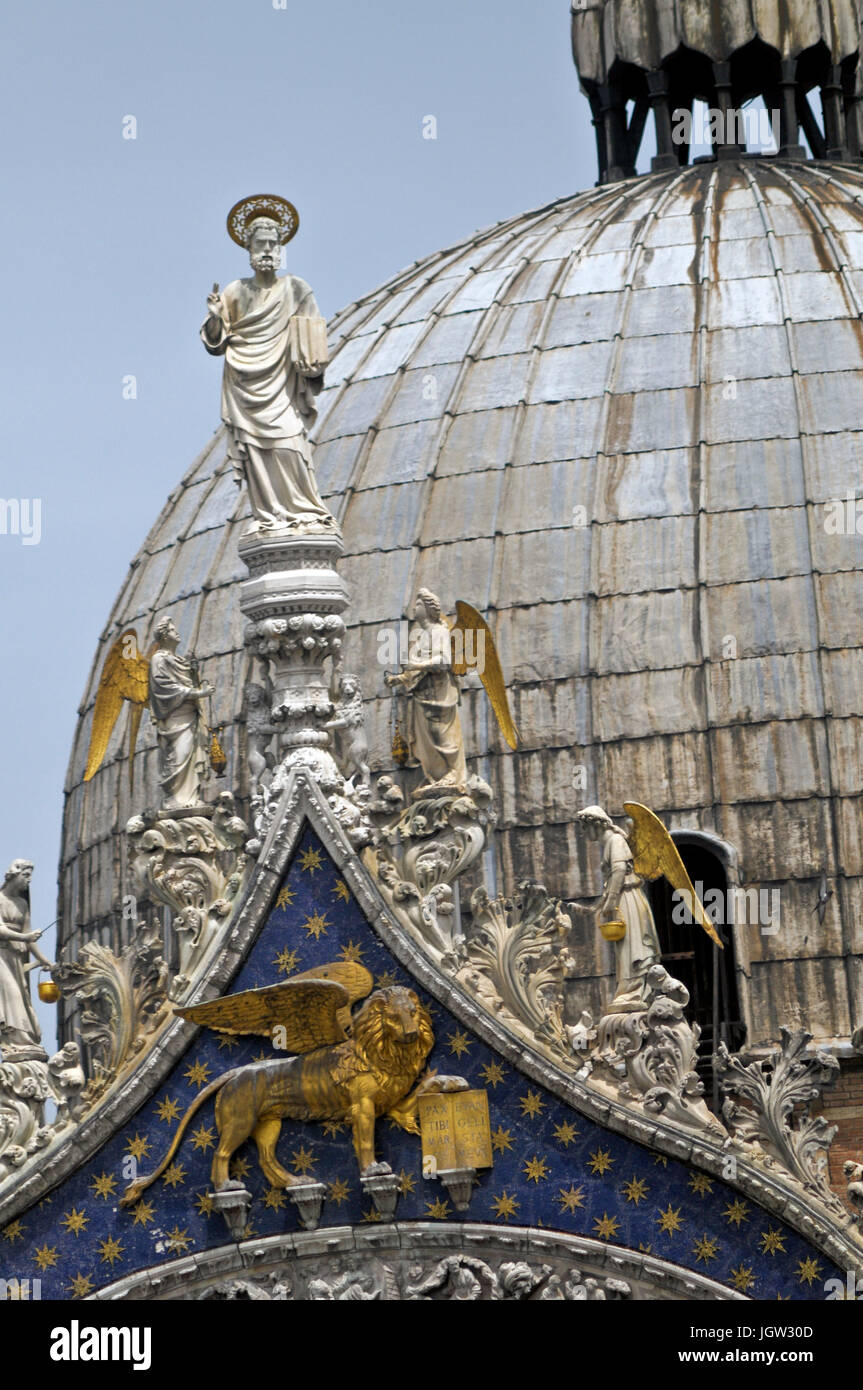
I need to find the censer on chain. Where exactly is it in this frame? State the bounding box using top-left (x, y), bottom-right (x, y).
top-left (389, 681), bottom-right (409, 767)
top-left (38, 969), bottom-right (60, 1004)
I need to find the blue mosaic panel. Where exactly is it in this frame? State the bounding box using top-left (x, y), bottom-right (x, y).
top-left (4, 826), bottom-right (842, 1300)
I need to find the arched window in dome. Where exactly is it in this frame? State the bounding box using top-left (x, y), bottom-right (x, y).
top-left (646, 834), bottom-right (745, 1110)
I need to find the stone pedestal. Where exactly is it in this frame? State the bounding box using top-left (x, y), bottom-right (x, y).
top-left (239, 527), bottom-right (371, 849)
top-left (438, 1167), bottom-right (476, 1211)
top-left (288, 1179), bottom-right (326, 1231)
top-left (210, 1183), bottom-right (252, 1238)
top-left (360, 1171), bottom-right (400, 1222)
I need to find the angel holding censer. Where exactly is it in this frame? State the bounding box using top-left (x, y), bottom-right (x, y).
top-left (385, 589), bottom-right (519, 791)
top-left (575, 804), bottom-right (723, 1015)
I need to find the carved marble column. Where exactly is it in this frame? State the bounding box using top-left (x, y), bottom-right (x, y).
top-left (239, 530), bottom-right (371, 850)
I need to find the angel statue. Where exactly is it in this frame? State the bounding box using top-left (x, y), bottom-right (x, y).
top-left (201, 194), bottom-right (336, 534)
top-left (385, 591), bottom-right (518, 792)
top-left (120, 961), bottom-right (467, 1204)
top-left (84, 617), bottom-right (213, 811)
top-left (0, 860), bottom-right (54, 1049)
top-left (575, 804), bottom-right (722, 1015)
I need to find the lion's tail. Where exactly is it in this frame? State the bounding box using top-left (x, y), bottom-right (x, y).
top-left (119, 1070), bottom-right (238, 1207)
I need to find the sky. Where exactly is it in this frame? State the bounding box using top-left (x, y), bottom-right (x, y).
top-left (0, 0), bottom-right (598, 1043)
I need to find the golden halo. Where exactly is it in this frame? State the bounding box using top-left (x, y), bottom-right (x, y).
top-left (226, 194), bottom-right (299, 248)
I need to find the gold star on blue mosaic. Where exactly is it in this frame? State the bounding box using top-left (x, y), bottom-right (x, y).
top-left (162, 1162), bottom-right (187, 1189)
top-left (759, 1227), bottom-right (786, 1256)
top-left (124, 1133), bottom-right (151, 1162)
top-left (491, 1190), bottom-right (520, 1222)
top-left (688, 1172), bottom-right (713, 1197)
top-left (693, 1235), bottom-right (720, 1266)
top-left (724, 1198), bottom-right (749, 1228)
top-left (89, 1173), bottom-right (117, 1200)
top-left (299, 848), bottom-right (323, 874)
top-left (797, 1257), bottom-right (821, 1286)
top-left (229, 1156), bottom-right (251, 1180)
top-left (397, 1170), bottom-right (416, 1196)
top-left (448, 1029), bottom-right (471, 1057)
top-left (587, 1147), bottom-right (614, 1176)
top-left (274, 946), bottom-right (300, 975)
top-left (556, 1185), bottom-right (585, 1214)
top-left (730, 1264), bottom-right (756, 1293)
top-left (327, 1178), bottom-right (351, 1205)
top-left (426, 1197), bottom-right (450, 1220)
top-left (191, 1124), bottom-right (216, 1152)
top-left (34, 1243), bottom-right (59, 1271)
top-left (156, 1096), bottom-right (181, 1123)
top-left (593, 1213), bottom-right (621, 1241)
top-left (523, 1155), bottom-right (549, 1183)
top-left (361, 1208), bottom-right (382, 1223)
top-left (321, 1118), bottom-right (345, 1137)
top-left (98, 1236), bottom-right (124, 1267)
top-left (553, 1120), bottom-right (578, 1146)
top-left (166, 1226), bottom-right (193, 1254)
top-left (622, 1176), bottom-right (649, 1206)
top-left (2, 1219), bottom-right (24, 1242)
top-left (184, 1060), bottom-right (211, 1089)
top-left (276, 885), bottom-right (296, 909)
top-left (657, 1204), bottom-right (684, 1237)
top-left (195, 1192), bottom-right (215, 1218)
top-left (60, 1208), bottom-right (88, 1237)
top-left (519, 1089), bottom-right (544, 1118)
top-left (303, 911), bottom-right (329, 939)
top-left (292, 1146), bottom-right (315, 1174)
top-left (131, 1200), bottom-right (155, 1227)
top-left (480, 1060), bottom-right (505, 1088)
top-left (68, 1273), bottom-right (94, 1299)
top-left (333, 879), bottom-right (350, 902)
top-left (262, 1187), bottom-right (287, 1210)
top-left (491, 1126), bottom-right (514, 1154)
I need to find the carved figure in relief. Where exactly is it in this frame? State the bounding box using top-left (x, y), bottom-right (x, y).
top-left (0, 861), bottom-right (53, 1048)
top-left (575, 803), bottom-right (722, 1015)
top-left (385, 591), bottom-right (518, 792)
top-left (202, 194), bottom-right (335, 533)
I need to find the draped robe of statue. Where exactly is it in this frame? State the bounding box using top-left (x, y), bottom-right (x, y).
top-left (601, 828), bottom-right (662, 1014)
top-left (0, 887), bottom-right (40, 1046)
top-left (201, 275), bottom-right (334, 530)
top-left (400, 621), bottom-right (468, 789)
top-left (149, 649), bottom-right (209, 810)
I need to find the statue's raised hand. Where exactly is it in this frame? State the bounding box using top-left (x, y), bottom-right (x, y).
top-left (206, 283), bottom-right (222, 316)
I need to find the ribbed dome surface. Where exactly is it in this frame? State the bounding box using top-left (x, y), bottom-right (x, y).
top-left (61, 159), bottom-right (863, 1044)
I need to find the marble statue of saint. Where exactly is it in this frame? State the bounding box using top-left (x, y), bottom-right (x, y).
top-left (386, 589), bottom-right (468, 791)
top-left (202, 194), bottom-right (336, 533)
top-left (0, 860), bottom-right (53, 1048)
top-left (575, 806), bottom-right (662, 1014)
top-left (149, 617), bottom-right (213, 811)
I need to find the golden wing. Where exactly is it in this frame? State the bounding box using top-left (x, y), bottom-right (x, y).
top-left (290, 960), bottom-right (374, 1034)
top-left (449, 600), bottom-right (519, 750)
top-left (623, 802), bottom-right (723, 949)
top-left (176, 977), bottom-right (353, 1054)
top-left (84, 630), bottom-right (150, 783)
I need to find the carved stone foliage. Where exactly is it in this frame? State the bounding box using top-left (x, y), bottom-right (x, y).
top-left (716, 1027), bottom-right (845, 1214)
top-left (585, 965), bottom-right (726, 1139)
top-left (125, 794), bottom-right (249, 996)
top-left (0, 1042), bottom-right (86, 1177)
top-left (456, 881), bottom-right (572, 1052)
top-left (190, 1257), bottom-right (631, 1302)
top-left (368, 776), bottom-right (495, 966)
top-left (54, 923), bottom-right (171, 1106)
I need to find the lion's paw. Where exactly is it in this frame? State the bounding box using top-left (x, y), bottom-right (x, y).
top-left (361, 1161), bottom-right (392, 1178)
top-left (426, 1075), bottom-right (470, 1093)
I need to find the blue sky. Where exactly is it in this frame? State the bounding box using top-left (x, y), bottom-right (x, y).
top-left (0, 0), bottom-right (596, 1040)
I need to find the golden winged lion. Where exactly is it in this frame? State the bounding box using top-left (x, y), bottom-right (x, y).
top-left (121, 961), bottom-right (467, 1204)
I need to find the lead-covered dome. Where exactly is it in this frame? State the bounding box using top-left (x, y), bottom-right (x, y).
top-left (61, 156), bottom-right (863, 1048)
